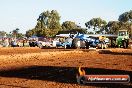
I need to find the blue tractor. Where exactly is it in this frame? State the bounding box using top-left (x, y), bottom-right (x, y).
top-left (62, 33), bottom-right (90, 49)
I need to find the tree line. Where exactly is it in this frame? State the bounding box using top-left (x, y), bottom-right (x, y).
top-left (25, 10), bottom-right (87, 38)
top-left (0, 28), bottom-right (24, 38)
top-left (1, 10), bottom-right (132, 38)
top-left (26, 10), bottom-right (132, 38)
top-left (84, 10), bottom-right (132, 35)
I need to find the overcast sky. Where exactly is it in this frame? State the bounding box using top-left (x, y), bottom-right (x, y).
top-left (0, 0), bottom-right (132, 34)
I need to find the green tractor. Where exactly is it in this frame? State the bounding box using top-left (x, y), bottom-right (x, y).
top-left (116, 30), bottom-right (129, 48)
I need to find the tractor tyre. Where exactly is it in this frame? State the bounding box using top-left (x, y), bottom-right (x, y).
top-left (80, 41), bottom-right (86, 49)
top-left (123, 41), bottom-right (127, 49)
top-left (85, 41), bottom-right (89, 49)
top-left (72, 38), bottom-right (80, 49)
top-left (126, 40), bottom-right (129, 48)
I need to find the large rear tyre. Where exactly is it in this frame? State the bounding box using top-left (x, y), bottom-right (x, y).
top-left (126, 40), bottom-right (129, 48)
top-left (72, 38), bottom-right (80, 49)
top-left (123, 41), bottom-right (127, 49)
top-left (80, 41), bottom-right (86, 49)
top-left (85, 41), bottom-right (89, 49)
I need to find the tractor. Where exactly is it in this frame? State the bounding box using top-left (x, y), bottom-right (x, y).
top-left (62, 33), bottom-right (89, 49)
top-left (116, 30), bottom-right (129, 48)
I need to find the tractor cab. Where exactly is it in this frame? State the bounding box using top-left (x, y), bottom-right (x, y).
top-left (118, 30), bottom-right (129, 38)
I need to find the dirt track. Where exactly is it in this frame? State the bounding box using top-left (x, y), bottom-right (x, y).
top-left (0, 47), bottom-right (132, 88)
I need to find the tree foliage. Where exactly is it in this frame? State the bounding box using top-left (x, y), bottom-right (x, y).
top-left (25, 9), bottom-right (132, 37)
top-left (118, 10), bottom-right (132, 22)
top-left (26, 10), bottom-right (61, 37)
top-left (106, 21), bottom-right (132, 34)
top-left (85, 10), bottom-right (132, 34)
top-left (106, 21), bottom-right (120, 34)
top-left (85, 18), bottom-right (107, 34)
top-left (60, 21), bottom-right (87, 34)
top-left (62, 21), bottom-right (77, 30)
top-left (6, 28), bottom-right (24, 38)
top-left (118, 10), bottom-right (132, 36)
top-left (0, 31), bottom-right (6, 37)
top-left (12, 28), bottom-right (19, 35)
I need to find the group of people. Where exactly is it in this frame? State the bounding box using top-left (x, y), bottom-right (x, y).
top-left (1, 38), bottom-right (26, 47)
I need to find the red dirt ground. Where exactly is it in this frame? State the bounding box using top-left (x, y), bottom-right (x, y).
top-left (0, 47), bottom-right (132, 88)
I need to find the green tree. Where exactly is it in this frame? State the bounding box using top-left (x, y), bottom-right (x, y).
top-left (118, 10), bottom-right (132, 22)
top-left (10, 28), bottom-right (24, 38)
top-left (62, 21), bottom-right (77, 30)
top-left (60, 21), bottom-right (87, 34)
top-left (26, 10), bottom-right (61, 37)
top-left (118, 10), bottom-right (132, 36)
top-left (13, 28), bottom-right (19, 35)
top-left (26, 29), bottom-right (34, 37)
top-left (37, 10), bottom-right (61, 37)
top-left (11, 28), bottom-right (20, 39)
top-left (106, 21), bottom-right (132, 35)
top-left (106, 21), bottom-right (120, 34)
top-left (85, 18), bottom-right (107, 34)
top-left (0, 31), bottom-right (6, 37)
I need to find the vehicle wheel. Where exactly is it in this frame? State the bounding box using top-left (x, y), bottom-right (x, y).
top-left (39, 44), bottom-right (43, 49)
top-left (126, 40), bottom-right (129, 48)
top-left (123, 41), bottom-right (127, 49)
top-left (80, 41), bottom-right (86, 49)
top-left (72, 38), bottom-right (80, 49)
top-left (66, 45), bottom-right (71, 49)
top-left (85, 41), bottom-right (89, 49)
